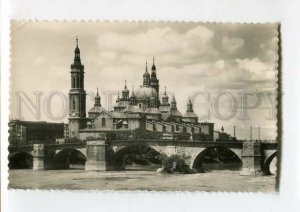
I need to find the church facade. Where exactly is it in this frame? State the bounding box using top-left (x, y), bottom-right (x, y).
top-left (68, 39), bottom-right (214, 140)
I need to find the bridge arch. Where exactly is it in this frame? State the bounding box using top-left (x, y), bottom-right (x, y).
top-left (113, 144), bottom-right (162, 170)
top-left (9, 151), bottom-right (33, 169)
top-left (263, 151), bottom-right (277, 175)
top-left (52, 148), bottom-right (87, 169)
top-left (190, 147), bottom-right (242, 172)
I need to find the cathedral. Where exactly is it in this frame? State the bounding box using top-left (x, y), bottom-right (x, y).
top-left (68, 39), bottom-right (214, 140)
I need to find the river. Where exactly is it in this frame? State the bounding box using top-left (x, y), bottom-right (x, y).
top-left (9, 163), bottom-right (277, 192)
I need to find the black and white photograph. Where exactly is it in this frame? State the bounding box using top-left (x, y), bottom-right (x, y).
top-left (8, 21), bottom-right (279, 192)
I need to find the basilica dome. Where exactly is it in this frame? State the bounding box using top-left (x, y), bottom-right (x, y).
top-left (135, 86), bottom-right (157, 99)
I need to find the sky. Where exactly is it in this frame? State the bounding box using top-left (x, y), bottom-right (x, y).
top-left (10, 21), bottom-right (279, 139)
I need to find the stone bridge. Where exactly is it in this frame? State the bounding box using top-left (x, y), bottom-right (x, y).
top-left (8, 143), bottom-right (86, 170)
top-left (8, 136), bottom-right (278, 176)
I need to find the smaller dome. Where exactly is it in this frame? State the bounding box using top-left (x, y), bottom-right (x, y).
top-left (162, 86), bottom-right (169, 100)
top-left (122, 85), bottom-right (129, 94)
top-left (122, 80), bottom-right (129, 94)
top-left (143, 71), bottom-right (150, 78)
top-left (162, 93), bottom-right (168, 100)
top-left (151, 64), bottom-right (156, 70)
top-left (123, 87), bottom-right (129, 93)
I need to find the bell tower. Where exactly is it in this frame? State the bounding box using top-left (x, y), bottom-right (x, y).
top-left (68, 37), bottom-right (87, 138)
top-left (150, 57), bottom-right (160, 107)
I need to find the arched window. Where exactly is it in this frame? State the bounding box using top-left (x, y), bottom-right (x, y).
top-left (76, 77), bottom-right (80, 88)
top-left (74, 77), bottom-right (77, 88)
top-left (102, 118), bottom-right (106, 127)
top-left (72, 99), bottom-right (76, 110)
top-left (72, 77), bottom-right (75, 88)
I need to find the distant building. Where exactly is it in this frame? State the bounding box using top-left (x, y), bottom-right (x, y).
top-left (8, 120), bottom-right (64, 145)
top-left (68, 39), bottom-right (215, 141)
top-left (214, 126), bottom-right (236, 142)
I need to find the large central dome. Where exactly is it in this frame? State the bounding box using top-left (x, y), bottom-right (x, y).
top-left (135, 85), bottom-right (157, 99)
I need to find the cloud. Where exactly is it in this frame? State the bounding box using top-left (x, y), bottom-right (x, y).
top-left (10, 22), bottom-right (279, 139)
top-left (96, 25), bottom-right (217, 64)
top-left (222, 36), bottom-right (244, 55)
top-left (99, 51), bottom-right (117, 62)
top-left (97, 27), bottom-right (181, 55)
top-left (259, 37), bottom-right (279, 62)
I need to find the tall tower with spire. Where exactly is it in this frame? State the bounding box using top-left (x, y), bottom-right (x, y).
top-left (150, 57), bottom-right (160, 106)
top-left (68, 37), bottom-right (87, 138)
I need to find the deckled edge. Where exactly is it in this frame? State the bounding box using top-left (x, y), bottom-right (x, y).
top-left (275, 24), bottom-right (282, 192)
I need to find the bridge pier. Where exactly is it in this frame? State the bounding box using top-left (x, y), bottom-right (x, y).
top-left (33, 144), bottom-right (53, 170)
top-left (240, 141), bottom-right (262, 176)
top-left (85, 139), bottom-right (115, 171)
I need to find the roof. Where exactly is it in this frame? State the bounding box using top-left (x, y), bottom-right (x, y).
top-left (145, 108), bottom-right (161, 114)
top-left (183, 111), bottom-right (198, 118)
top-left (94, 110), bottom-right (115, 119)
top-left (110, 111), bottom-right (144, 119)
top-left (113, 100), bottom-right (129, 109)
top-left (162, 113), bottom-right (171, 121)
top-left (123, 105), bottom-right (144, 114)
top-left (199, 121), bottom-right (214, 125)
top-left (88, 106), bottom-right (105, 114)
top-left (169, 109), bottom-right (182, 117)
top-left (8, 120), bottom-right (64, 126)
